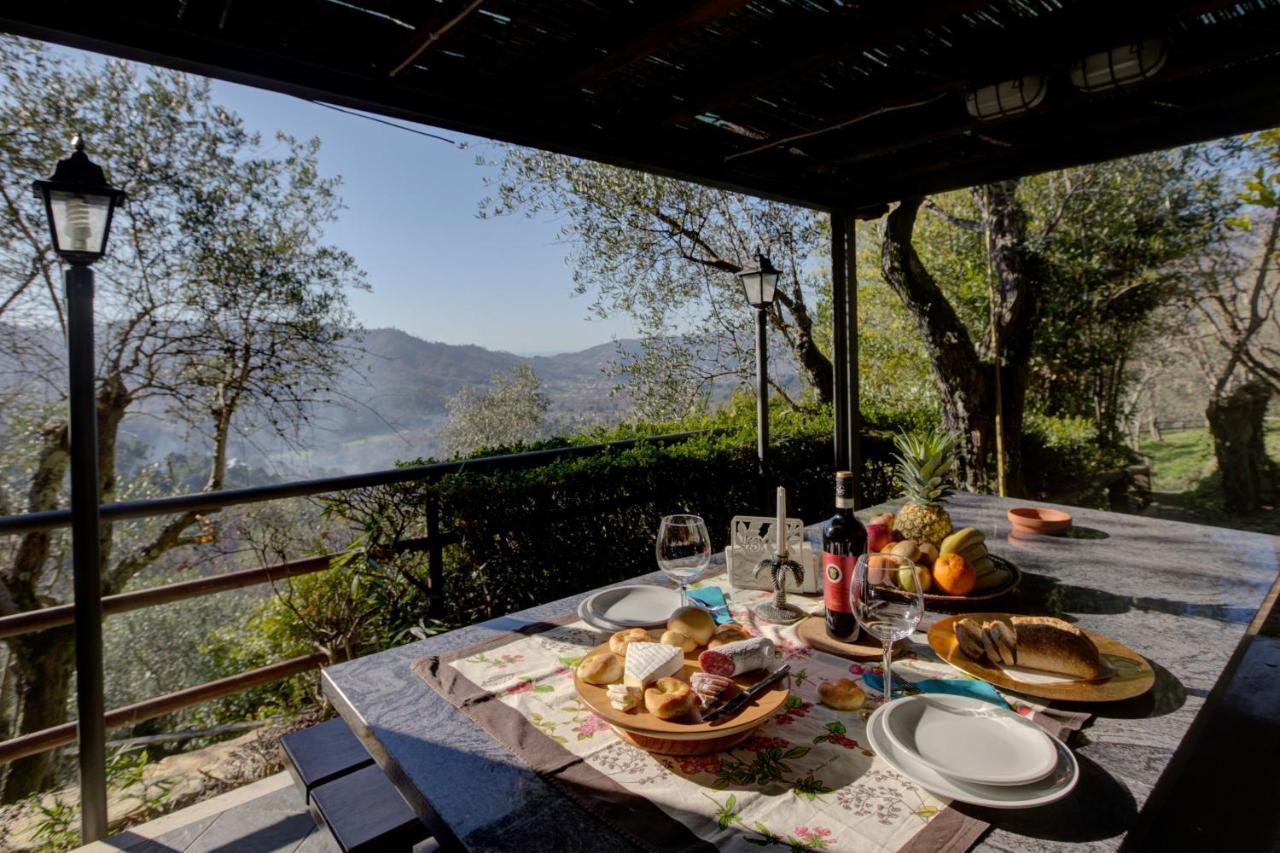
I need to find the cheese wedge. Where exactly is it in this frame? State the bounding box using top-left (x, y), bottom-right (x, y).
top-left (623, 642), bottom-right (683, 689)
top-left (606, 684), bottom-right (641, 711)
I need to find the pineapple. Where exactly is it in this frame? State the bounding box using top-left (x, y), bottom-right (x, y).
top-left (892, 429), bottom-right (960, 548)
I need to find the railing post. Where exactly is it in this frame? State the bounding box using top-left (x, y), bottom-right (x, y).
top-left (426, 496), bottom-right (443, 618)
top-left (66, 264), bottom-right (107, 842)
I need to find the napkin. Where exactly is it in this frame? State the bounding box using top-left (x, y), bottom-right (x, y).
top-left (863, 672), bottom-right (1008, 708)
top-left (688, 586), bottom-right (733, 623)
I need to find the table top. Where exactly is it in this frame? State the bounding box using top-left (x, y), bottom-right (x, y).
top-left (322, 493), bottom-right (1279, 852)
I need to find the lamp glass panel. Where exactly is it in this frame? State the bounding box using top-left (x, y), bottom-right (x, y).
top-left (741, 272), bottom-right (764, 306)
top-left (759, 269), bottom-right (779, 305)
top-left (48, 190), bottom-right (111, 256)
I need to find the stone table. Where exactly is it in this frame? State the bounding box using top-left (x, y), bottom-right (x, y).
top-left (322, 493), bottom-right (1279, 851)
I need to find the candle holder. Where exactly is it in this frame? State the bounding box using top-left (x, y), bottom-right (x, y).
top-left (751, 485), bottom-right (807, 625)
top-left (752, 553), bottom-right (807, 624)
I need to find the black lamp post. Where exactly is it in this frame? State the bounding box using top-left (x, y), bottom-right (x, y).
top-left (32, 136), bottom-right (125, 844)
top-left (737, 253), bottom-right (780, 477)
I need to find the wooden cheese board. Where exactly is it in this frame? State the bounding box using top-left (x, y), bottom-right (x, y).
top-left (928, 612), bottom-right (1155, 702)
top-left (572, 639), bottom-right (790, 755)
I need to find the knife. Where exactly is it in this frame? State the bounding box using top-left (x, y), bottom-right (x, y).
top-left (703, 664), bottom-right (791, 722)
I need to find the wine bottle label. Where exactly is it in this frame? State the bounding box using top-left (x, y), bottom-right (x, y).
top-left (822, 552), bottom-right (856, 614)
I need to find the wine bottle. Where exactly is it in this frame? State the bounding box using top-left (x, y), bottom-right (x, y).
top-left (823, 470), bottom-right (867, 641)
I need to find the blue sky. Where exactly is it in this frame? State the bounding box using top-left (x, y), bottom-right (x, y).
top-left (66, 46), bottom-right (636, 355)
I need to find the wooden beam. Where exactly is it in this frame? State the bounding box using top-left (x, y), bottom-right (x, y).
top-left (387, 0), bottom-right (485, 78)
top-left (566, 0), bottom-right (752, 89)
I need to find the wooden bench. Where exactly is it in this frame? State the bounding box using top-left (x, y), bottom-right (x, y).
top-left (281, 717), bottom-right (430, 852)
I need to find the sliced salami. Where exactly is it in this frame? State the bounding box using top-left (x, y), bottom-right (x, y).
top-left (697, 637), bottom-right (776, 677)
top-left (689, 672), bottom-right (732, 702)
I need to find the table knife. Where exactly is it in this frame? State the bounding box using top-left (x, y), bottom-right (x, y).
top-left (703, 664), bottom-right (791, 722)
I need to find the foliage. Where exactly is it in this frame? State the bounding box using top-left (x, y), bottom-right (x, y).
top-left (1020, 413), bottom-right (1131, 500)
top-left (441, 364), bottom-right (550, 456)
top-left (0, 36), bottom-right (366, 798)
top-left (478, 145), bottom-right (833, 414)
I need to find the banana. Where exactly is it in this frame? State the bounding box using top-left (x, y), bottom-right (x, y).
top-left (940, 527), bottom-right (984, 555)
top-left (973, 567), bottom-right (1010, 590)
top-left (959, 542), bottom-right (989, 563)
top-left (970, 555), bottom-right (995, 576)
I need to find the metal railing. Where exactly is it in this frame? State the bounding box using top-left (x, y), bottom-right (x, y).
top-left (0, 431), bottom-right (705, 794)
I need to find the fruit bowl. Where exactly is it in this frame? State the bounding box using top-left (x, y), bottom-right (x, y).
top-left (1007, 507), bottom-right (1072, 536)
top-left (920, 555), bottom-right (1022, 610)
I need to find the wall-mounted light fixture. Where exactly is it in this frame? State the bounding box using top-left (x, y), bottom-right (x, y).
top-left (964, 75), bottom-right (1048, 120)
top-left (1070, 39), bottom-right (1169, 92)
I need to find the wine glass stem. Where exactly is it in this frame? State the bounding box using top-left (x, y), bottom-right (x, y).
top-left (680, 583), bottom-right (688, 607)
top-left (882, 641), bottom-right (893, 702)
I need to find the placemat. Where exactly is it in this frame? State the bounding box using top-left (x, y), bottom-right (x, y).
top-left (412, 578), bottom-right (1092, 852)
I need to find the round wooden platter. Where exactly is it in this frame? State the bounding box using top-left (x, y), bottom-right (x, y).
top-left (921, 554), bottom-right (1022, 610)
top-left (795, 616), bottom-right (904, 660)
top-left (573, 641), bottom-right (790, 755)
top-left (927, 612), bottom-right (1155, 702)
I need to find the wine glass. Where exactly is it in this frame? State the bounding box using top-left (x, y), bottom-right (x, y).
top-left (655, 514), bottom-right (711, 605)
top-left (852, 552), bottom-right (924, 703)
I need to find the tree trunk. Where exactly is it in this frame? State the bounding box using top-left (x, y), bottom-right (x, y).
top-left (1, 628), bottom-right (74, 801)
top-left (881, 189), bottom-right (1041, 495)
top-left (1206, 380), bottom-right (1274, 512)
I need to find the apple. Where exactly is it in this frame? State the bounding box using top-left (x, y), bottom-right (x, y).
top-left (866, 523), bottom-right (893, 553)
top-left (870, 512), bottom-right (896, 531)
top-left (897, 565), bottom-right (932, 593)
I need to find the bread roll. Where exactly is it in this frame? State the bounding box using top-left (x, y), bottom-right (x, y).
top-left (577, 652), bottom-right (623, 685)
top-left (644, 676), bottom-right (695, 719)
top-left (667, 606), bottom-right (716, 645)
top-left (818, 678), bottom-right (866, 710)
top-left (608, 628), bottom-right (651, 656)
top-left (706, 623), bottom-right (752, 648)
top-left (660, 629), bottom-right (697, 652)
top-left (1010, 616), bottom-right (1102, 679)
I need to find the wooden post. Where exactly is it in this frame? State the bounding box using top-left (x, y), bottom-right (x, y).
top-left (830, 211), bottom-right (860, 504)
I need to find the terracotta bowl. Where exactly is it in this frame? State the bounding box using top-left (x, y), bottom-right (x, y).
top-left (1007, 506), bottom-right (1072, 536)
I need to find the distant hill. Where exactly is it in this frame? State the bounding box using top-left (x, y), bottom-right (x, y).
top-left (4, 325), bottom-right (798, 475)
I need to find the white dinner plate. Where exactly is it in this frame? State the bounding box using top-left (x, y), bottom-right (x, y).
top-left (882, 694), bottom-right (1058, 786)
top-left (867, 701), bottom-right (1079, 809)
top-left (579, 584), bottom-right (682, 629)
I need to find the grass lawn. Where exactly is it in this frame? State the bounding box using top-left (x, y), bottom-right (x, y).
top-left (1139, 423), bottom-right (1280, 534)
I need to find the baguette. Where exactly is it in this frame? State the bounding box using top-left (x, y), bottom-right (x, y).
top-left (951, 615), bottom-right (1104, 680)
top-left (1009, 616), bottom-right (1102, 679)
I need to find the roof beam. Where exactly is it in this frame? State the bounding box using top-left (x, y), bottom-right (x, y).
top-left (387, 0), bottom-right (485, 77)
top-left (565, 0), bottom-right (752, 89)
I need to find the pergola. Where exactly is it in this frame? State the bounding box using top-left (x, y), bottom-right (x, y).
top-left (7, 0), bottom-right (1280, 471)
top-left (4, 0), bottom-right (1280, 842)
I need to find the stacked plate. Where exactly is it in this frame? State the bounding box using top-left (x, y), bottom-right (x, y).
top-left (866, 694), bottom-right (1079, 808)
top-left (577, 584), bottom-right (683, 631)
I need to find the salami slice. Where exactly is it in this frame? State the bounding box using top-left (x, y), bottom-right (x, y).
top-left (697, 637), bottom-right (776, 677)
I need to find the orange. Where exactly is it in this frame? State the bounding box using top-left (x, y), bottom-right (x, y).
top-left (933, 553), bottom-right (976, 595)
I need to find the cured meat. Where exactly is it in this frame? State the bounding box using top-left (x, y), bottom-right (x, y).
top-left (697, 637), bottom-right (776, 677)
top-left (690, 672), bottom-right (732, 703)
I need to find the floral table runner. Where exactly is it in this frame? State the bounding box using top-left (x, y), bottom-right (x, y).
top-left (412, 576), bottom-right (1091, 852)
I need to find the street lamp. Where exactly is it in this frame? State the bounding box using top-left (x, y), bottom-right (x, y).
top-left (737, 253), bottom-right (780, 476)
top-left (32, 136), bottom-right (124, 844)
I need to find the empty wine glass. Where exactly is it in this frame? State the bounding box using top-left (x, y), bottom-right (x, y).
top-left (853, 552), bottom-right (924, 702)
top-left (656, 514), bottom-right (711, 605)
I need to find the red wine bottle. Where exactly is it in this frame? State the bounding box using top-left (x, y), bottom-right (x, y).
top-left (823, 470), bottom-right (867, 641)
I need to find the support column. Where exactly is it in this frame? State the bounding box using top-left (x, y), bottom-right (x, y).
top-left (66, 264), bottom-right (107, 842)
top-left (830, 211), bottom-right (859, 503)
top-left (755, 305), bottom-right (769, 481)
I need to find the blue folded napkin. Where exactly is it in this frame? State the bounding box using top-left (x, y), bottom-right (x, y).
top-left (688, 586), bottom-right (733, 624)
top-left (862, 672), bottom-right (1008, 708)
